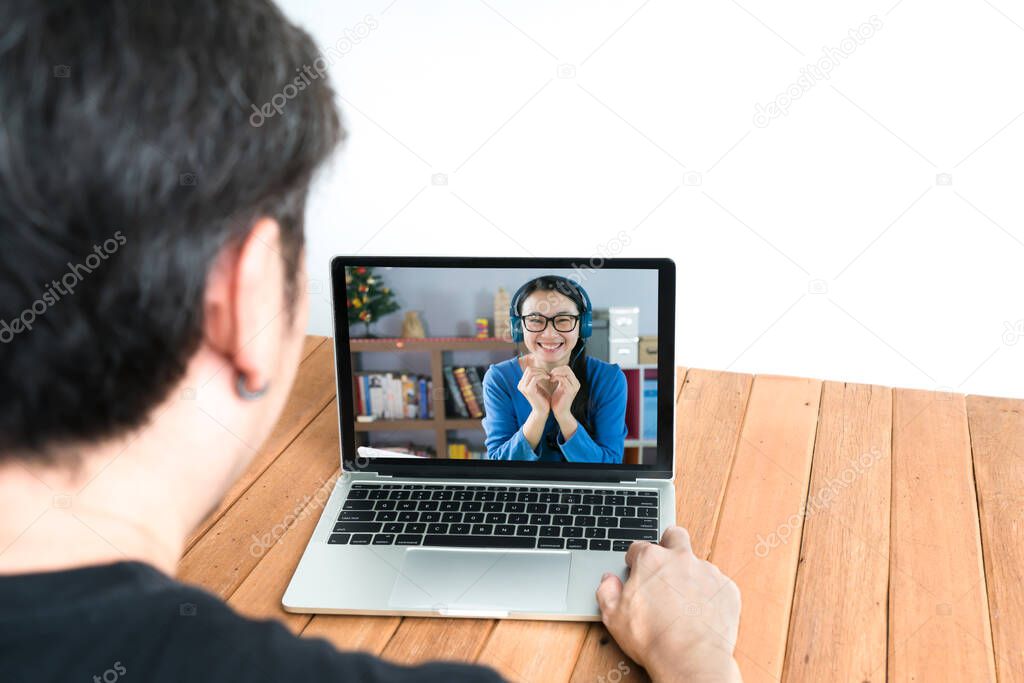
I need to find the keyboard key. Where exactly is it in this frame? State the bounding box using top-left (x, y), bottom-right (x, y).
top-left (460, 501), bottom-right (482, 512)
top-left (582, 494), bottom-right (603, 504)
top-left (627, 496), bottom-right (658, 507)
top-left (504, 502), bottom-right (526, 513)
top-left (538, 537), bottom-right (565, 549)
top-left (566, 538), bottom-right (587, 550)
top-left (608, 529), bottom-right (658, 541)
top-left (589, 539), bottom-right (611, 551)
top-left (518, 492), bottom-right (538, 502)
top-left (561, 494), bottom-right (581, 504)
top-left (454, 491), bottom-right (473, 501)
top-left (638, 490), bottom-right (657, 497)
top-left (471, 524), bottom-right (493, 535)
top-left (352, 484), bottom-right (375, 490)
top-left (368, 490), bottom-right (388, 500)
top-left (339, 510), bottom-right (374, 521)
top-left (397, 511), bottom-right (418, 523)
top-left (343, 500), bottom-right (373, 511)
top-left (464, 513), bottom-right (485, 524)
top-left (450, 523), bottom-right (471, 535)
top-left (516, 525), bottom-right (538, 536)
top-left (570, 505), bottom-right (591, 516)
top-left (372, 534), bottom-right (395, 545)
top-left (375, 511), bottom-right (397, 522)
top-left (410, 490), bottom-right (431, 500)
top-left (584, 527), bottom-right (606, 538)
top-left (614, 506), bottom-right (636, 517)
top-left (396, 500), bottom-right (416, 511)
top-left (553, 515), bottom-right (573, 526)
top-left (427, 523), bottom-right (448, 534)
top-left (539, 493), bottom-right (559, 503)
top-left (416, 501), bottom-right (439, 511)
top-left (347, 489), bottom-right (369, 500)
top-left (604, 495), bottom-right (625, 506)
top-left (549, 504), bottom-right (569, 515)
top-left (405, 523), bottom-right (426, 534)
top-left (528, 514), bottom-right (550, 526)
top-left (350, 534), bottom-right (372, 545)
top-left (593, 505), bottom-right (614, 516)
top-left (485, 513), bottom-right (507, 524)
top-left (561, 526), bottom-right (584, 538)
top-left (495, 524), bottom-right (515, 535)
top-left (539, 526), bottom-right (560, 537)
top-left (575, 516), bottom-right (596, 527)
top-left (474, 491), bottom-right (496, 501)
top-left (431, 490), bottom-right (453, 500)
top-left (423, 535), bottom-right (536, 549)
top-left (396, 534), bottom-right (422, 545)
top-left (612, 540), bottom-right (633, 552)
top-left (508, 513), bottom-right (529, 525)
top-left (597, 517), bottom-right (618, 528)
top-left (328, 533), bottom-right (351, 544)
top-left (439, 501), bottom-right (459, 512)
top-left (441, 512), bottom-right (461, 523)
top-left (373, 500), bottom-right (396, 511)
top-left (383, 522), bottom-right (404, 533)
top-left (334, 522), bottom-right (381, 533)
top-left (388, 490), bottom-right (410, 500)
top-left (420, 512), bottom-right (441, 522)
top-left (483, 502), bottom-right (503, 512)
top-left (526, 503), bottom-right (547, 513)
top-left (637, 507), bottom-right (657, 519)
top-left (496, 491), bottom-right (516, 502)
top-left (620, 517), bottom-right (658, 530)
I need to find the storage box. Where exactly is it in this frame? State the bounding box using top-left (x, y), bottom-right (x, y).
top-left (608, 307), bottom-right (639, 340)
top-left (609, 337), bottom-right (639, 366)
top-left (638, 335), bottom-right (658, 364)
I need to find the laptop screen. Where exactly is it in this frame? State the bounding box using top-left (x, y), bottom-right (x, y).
top-left (332, 257), bottom-right (674, 476)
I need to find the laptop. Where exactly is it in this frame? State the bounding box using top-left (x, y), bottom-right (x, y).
top-left (284, 256), bottom-right (676, 620)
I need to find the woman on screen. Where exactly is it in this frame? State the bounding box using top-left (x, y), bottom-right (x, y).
top-left (482, 275), bottom-right (628, 463)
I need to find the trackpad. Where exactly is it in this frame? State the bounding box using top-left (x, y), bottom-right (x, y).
top-left (388, 549), bottom-right (570, 613)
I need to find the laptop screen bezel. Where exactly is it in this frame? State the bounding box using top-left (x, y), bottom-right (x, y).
top-left (329, 256), bottom-right (675, 482)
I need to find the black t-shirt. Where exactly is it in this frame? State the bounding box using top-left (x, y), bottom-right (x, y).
top-left (0, 561), bottom-right (506, 682)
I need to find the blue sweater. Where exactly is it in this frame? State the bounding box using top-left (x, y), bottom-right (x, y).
top-left (481, 356), bottom-right (628, 463)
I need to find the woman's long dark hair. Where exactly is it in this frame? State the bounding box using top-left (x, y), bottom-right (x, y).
top-left (514, 276), bottom-right (592, 438)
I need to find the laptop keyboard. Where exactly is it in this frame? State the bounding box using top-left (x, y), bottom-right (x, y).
top-left (327, 483), bottom-right (659, 552)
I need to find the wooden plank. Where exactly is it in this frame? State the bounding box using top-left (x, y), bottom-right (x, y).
top-left (709, 375), bottom-right (822, 683)
top-left (966, 395), bottom-right (1023, 681)
top-left (380, 618), bottom-right (495, 665)
top-left (889, 390), bottom-right (996, 682)
top-left (302, 334), bottom-right (327, 362)
top-left (475, 619), bottom-right (588, 683)
top-left (226, 467), bottom-right (341, 634)
top-left (185, 341), bottom-right (337, 549)
top-left (570, 367), bottom-right (752, 683)
top-left (782, 382), bottom-right (891, 682)
top-left (302, 615), bottom-right (402, 656)
top-left (177, 400), bottom-right (340, 598)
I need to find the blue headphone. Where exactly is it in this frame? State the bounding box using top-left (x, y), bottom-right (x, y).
top-left (509, 275), bottom-right (592, 344)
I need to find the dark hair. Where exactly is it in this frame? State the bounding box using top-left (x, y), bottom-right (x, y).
top-left (0, 0), bottom-right (344, 461)
top-left (514, 276), bottom-right (593, 439)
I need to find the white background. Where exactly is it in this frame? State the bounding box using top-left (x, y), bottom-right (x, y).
top-left (279, 0), bottom-right (1024, 399)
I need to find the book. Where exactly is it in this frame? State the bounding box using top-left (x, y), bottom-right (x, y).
top-left (642, 377), bottom-right (657, 441)
top-left (353, 371), bottom-right (432, 420)
top-left (417, 378), bottom-right (429, 419)
top-left (453, 367), bottom-right (483, 418)
top-left (465, 366), bottom-right (487, 417)
top-left (443, 366), bottom-right (469, 417)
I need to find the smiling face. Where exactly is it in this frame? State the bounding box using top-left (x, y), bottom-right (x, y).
top-left (520, 289), bottom-right (581, 368)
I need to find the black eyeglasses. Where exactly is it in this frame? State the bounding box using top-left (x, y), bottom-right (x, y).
top-left (521, 313), bottom-right (579, 333)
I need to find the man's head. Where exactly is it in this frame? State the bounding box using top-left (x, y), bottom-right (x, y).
top-left (0, 0), bottom-right (343, 469)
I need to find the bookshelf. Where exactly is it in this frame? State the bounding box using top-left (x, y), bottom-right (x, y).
top-left (350, 337), bottom-right (514, 457)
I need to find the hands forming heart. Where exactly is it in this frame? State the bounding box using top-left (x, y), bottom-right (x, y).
top-left (516, 354), bottom-right (580, 420)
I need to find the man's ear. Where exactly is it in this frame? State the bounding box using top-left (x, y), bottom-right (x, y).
top-left (203, 218), bottom-right (285, 392)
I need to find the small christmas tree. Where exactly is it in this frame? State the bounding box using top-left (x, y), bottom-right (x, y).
top-left (346, 266), bottom-right (400, 337)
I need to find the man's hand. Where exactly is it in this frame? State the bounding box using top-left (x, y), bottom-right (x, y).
top-left (596, 526), bottom-right (743, 682)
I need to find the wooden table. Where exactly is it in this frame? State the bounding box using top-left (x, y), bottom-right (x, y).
top-left (178, 336), bottom-right (1023, 682)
